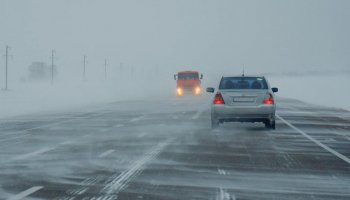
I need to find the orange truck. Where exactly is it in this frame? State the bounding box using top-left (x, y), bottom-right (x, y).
top-left (174, 70), bottom-right (203, 96)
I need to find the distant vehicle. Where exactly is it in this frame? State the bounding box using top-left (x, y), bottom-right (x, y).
top-left (206, 75), bottom-right (278, 129)
top-left (174, 70), bottom-right (203, 96)
top-left (28, 62), bottom-right (57, 81)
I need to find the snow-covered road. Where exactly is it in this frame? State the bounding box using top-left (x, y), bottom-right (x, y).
top-left (0, 96), bottom-right (349, 200)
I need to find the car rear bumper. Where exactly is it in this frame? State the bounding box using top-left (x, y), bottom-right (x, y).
top-left (211, 104), bottom-right (275, 122)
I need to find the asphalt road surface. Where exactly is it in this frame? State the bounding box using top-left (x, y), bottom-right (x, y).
top-left (0, 96), bottom-right (349, 200)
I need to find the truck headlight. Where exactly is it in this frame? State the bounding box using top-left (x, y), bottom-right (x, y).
top-left (177, 88), bottom-right (183, 96)
top-left (195, 87), bottom-right (201, 95)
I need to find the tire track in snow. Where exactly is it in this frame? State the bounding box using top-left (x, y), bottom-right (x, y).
top-left (101, 138), bottom-right (173, 196)
top-left (60, 138), bottom-right (173, 199)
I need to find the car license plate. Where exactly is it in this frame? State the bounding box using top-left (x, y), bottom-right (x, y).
top-left (233, 97), bottom-right (254, 102)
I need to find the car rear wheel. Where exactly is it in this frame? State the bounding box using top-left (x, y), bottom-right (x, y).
top-left (264, 119), bottom-right (276, 130)
top-left (211, 119), bottom-right (219, 129)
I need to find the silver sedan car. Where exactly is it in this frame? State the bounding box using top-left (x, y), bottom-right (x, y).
top-left (206, 75), bottom-right (278, 129)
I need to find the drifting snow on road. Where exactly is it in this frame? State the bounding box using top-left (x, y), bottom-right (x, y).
top-left (0, 97), bottom-right (349, 200)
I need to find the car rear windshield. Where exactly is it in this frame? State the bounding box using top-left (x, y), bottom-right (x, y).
top-left (219, 77), bottom-right (268, 89)
top-left (178, 73), bottom-right (199, 79)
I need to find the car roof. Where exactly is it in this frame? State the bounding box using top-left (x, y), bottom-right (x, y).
top-left (178, 70), bottom-right (199, 74)
top-left (222, 75), bottom-right (266, 78)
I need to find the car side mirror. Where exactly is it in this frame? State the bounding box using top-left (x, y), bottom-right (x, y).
top-left (200, 74), bottom-right (203, 79)
top-left (272, 87), bottom-right (278, 93)
top-left (206, 87), bottom-right (215, 93)
top-left (174, 74), bottom-right (177, 80)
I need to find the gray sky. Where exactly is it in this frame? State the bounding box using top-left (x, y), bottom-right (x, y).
top-left (1, 0), bottom-right (350, 78)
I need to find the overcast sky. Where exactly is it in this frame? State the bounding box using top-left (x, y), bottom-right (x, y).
top-left (1, 0), bottom-right (350, 78)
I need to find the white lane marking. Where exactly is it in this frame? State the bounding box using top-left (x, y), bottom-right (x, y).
top-left (98, 149), bottom-right (115, 158)
top-left (218, 169), bottom-right (227, 175)
top-left (7, 186), bottom-right (43, 200)
top-left (217, 188), bottom-right (235, 200)
top-left (191, 110), bottom-right (203, 120)
top-left (277, 114), bottom-right (350, 165)
top-left (12, 147), bottom-right (55, 161)
top-left (102, 138), bottom-right (173, 195)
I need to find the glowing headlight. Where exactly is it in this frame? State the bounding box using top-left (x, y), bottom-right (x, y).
top-left (177, 88), bottom-right (183, 96)
top-left (195, 87), bottom-right (201, 95)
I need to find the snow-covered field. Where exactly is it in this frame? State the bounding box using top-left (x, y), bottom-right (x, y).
top-left (270, 75), bottom-right (350, 111)
top-left (0, 77), bottom-right (174, 119)
top-left (0, 74), bottom-right (349, 119)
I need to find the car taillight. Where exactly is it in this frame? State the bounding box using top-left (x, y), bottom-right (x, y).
top-left (213, 92), bottom-right (225, 104)
top-left (263, 93), bottom-right (274, 105)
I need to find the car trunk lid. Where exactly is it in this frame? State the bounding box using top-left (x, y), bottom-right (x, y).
top-left (220, 90), bottom-right (268, 106)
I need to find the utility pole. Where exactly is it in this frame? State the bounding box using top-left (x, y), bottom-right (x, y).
top-left (119, 62), bottom-right (123, 76)
top-left (155, 64), bottom-right (159, 77)
top-left (51, 50), bottom-right (55, 85)
top-left (131, 65), bottom-right (134, 77)
top-left (83, 55), bottom-right (87, 81)
top-left (5, 45), bottom-right (9, 90)
top-left (242, 64), bottom-right (245, 76)
top-left (104, 59), bottom-right (107, 80)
